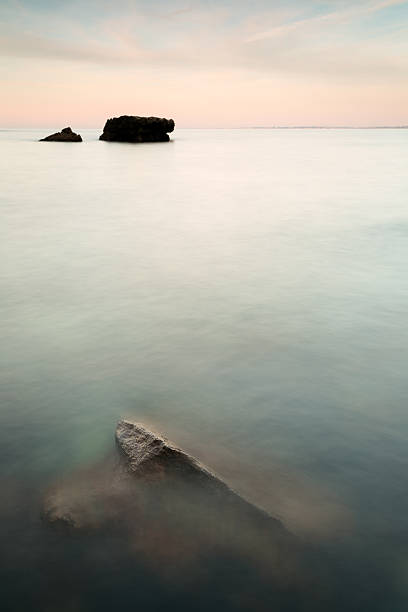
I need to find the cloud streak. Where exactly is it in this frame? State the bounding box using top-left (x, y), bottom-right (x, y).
top-left (245, 0), bottom-right (408, 42)
top-left (0, 31), bottom-right (131, 64)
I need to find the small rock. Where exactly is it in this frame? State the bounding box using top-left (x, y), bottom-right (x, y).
top-left (40, 127), bottom-right (82, 142)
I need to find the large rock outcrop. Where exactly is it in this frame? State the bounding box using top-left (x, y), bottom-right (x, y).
top-left (39, 127), bottom-right (82, 142)
top-left (99, 115), bottom-right (175, 143)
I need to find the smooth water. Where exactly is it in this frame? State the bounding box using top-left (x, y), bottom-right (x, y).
top-left (1, 128), bottom-right (407, 610)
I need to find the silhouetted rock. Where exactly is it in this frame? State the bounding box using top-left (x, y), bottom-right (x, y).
top-left (99, 115), bottom-right (175, 143)
top-left (39, 127), bottom-right (82, 142)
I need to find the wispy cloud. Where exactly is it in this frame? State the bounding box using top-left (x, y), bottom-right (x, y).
top-left (159, 6), bottom-right (194, 20)
top-left (0, 31), bottom-right (132, 63)
top-left (245, 0), bottom-right (408, 42)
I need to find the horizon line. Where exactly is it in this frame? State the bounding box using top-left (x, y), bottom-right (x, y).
top-left (1, 125), bottom-right (408, 130)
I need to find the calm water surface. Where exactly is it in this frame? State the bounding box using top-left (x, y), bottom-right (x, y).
top-left (1, 128), bottom-right (407, 610)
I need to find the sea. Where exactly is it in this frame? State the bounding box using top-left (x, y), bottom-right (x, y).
top-left (1, 127), bottom-right (407, 611)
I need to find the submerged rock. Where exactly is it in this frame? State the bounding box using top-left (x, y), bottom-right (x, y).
top-left (39, 127), bottom-right (82, 142)
top-left (42, 420), bottom-right (337, 610)
top-left (99, 115), bottom-right (175, 143)
top-left (44, 420), bottom-right (276, 528)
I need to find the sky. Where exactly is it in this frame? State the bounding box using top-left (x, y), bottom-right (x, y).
top-left (1, 0), bottom-right (408, 127)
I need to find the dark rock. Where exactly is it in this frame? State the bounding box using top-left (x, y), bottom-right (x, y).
top-left (99, 115), bottom-right (175, 143)
top-left (39, 127), bottom-right (82, 142)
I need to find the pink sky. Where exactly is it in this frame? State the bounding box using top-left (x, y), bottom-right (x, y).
top-left (1, 0), bottom-right (408, 127)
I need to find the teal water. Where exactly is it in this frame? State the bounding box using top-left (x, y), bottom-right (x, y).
top-left (1, 128), bottom-right (408, 609)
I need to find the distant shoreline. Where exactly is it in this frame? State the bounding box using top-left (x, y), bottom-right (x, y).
top-left (1, 125), bottom-right (407, 131)
top-left (248, 126), bottom-right (408, 130)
